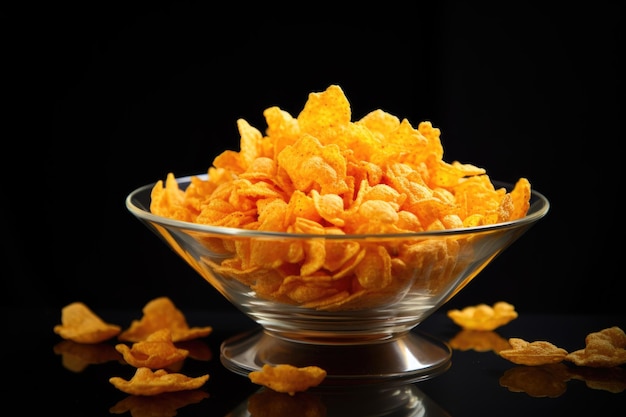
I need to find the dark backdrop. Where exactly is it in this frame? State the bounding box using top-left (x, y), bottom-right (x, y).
top-left (7, 2), bottom-right (622, 316)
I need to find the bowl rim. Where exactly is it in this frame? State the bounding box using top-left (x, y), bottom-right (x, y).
top-left (126, 173), bottom-right (550, 239)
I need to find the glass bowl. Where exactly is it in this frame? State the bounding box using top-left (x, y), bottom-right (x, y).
top-left (126, 174), bottom-right (549, 384)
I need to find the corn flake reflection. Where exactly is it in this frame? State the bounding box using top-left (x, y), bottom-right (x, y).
top-left (109, 389), bottom-right (209, 417)
top-left (499, 362), bottom-right (626, 397)
top-left (175, 338), bottom-right (213, 361)
top-left (53, 340), bottom-right (123, 372)
top-left (247, 388), bottom-right (326, 417)
top-left (499, 363), bottom-right (571, 398)
top-left (448, 329), bottom-right (511, 353)
top-left (568, 366), bottom-right (626, 393)
top-left (228, 381), bottom-right (451, 417)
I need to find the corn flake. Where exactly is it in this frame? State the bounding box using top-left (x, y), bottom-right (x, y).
top-left (116, 328), bottom-right (189, 369)
top-left (565, 326), bottom-right (626, 368)
top-left (498, 338), bottom-right (568, 366)
top-left (53, 302), bottom-right (121, 344)
top-left (447, 301), bottom-right (518, 331)
top-left (249, 364), bottom-right (327, 396)
top-left (118, 297), bottom-right (213, 342)
top-left (109, 367), bottom-right (209, 396)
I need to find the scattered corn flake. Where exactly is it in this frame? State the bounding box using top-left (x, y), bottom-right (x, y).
top-left (116, 328), bottom-right (189, 369)
top-left (53, 301), bottom-right (121, 344)
top-left (249, 364), bottom-right (327, 396)
top-left (498, 338), bottom-right (568, 366)
top-left (109, 367), bottom-right (209, 396)
top-left (118, 296), bottom-right (213, 342)
top-left (447, 301), bottom-right (518, 331)
top-left (565, 326), bottom-right (626, 368)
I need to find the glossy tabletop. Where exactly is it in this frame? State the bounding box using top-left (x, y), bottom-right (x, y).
top-left (13, 308), bottom-right (625, 416)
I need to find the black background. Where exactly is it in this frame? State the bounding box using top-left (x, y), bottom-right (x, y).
top-left (7, 2), bottom-right (622, 316)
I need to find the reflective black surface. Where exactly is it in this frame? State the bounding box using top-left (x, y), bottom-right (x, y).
top-left (8, 3), bottom-right (623, 415)
top-left (12, 308), bottom-right (625, 416)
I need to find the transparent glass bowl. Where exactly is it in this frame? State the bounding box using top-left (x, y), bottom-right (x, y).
top-left (126, 174), bottom-right (549, 384)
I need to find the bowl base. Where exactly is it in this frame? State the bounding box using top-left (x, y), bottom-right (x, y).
top-left (220, 327), bottom-right (452, 385)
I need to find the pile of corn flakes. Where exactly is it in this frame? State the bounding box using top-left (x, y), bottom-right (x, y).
top-left (149, 85), bottom-right (533, 310)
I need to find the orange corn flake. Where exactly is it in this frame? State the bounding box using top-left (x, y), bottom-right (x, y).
top-left (565, 326), bottom-right (626, 368)
top-left (447, 301), bottom-right (518, 331)
top-left (116, 328), bottom-right (189, 369)
top-left (249, 364), bottom-right (327, 396)
top-left (109, 367), bottom-right (209, 396)
top-left (53, 302), bottom-right (121, 344)
top-left (118, 297), bottom-right (213, 342)
top-left (498, 338), bottom-right (568, 366)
